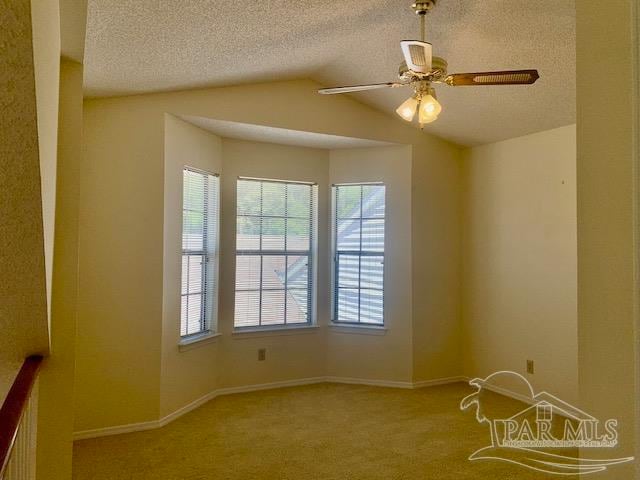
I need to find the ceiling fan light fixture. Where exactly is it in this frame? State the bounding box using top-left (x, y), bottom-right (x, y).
top-left (396, 94), bottom-right (420, 121)
top-left (317, 1), bottom-right (540, 129)
top-left (418, 89), bottom-right (442, 125)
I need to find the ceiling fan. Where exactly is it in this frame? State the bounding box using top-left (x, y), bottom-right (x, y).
top-left (318, 0), bottom-right (540, 126)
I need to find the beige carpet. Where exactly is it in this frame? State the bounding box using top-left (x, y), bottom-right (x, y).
top-left (73, 382), bottom-right (556, 479)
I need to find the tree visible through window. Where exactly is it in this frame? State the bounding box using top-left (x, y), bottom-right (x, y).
top-left (333, 183), bottom-right (385, 325)
top-left (234, 178), bottom-right (316, 328)
top-left (180, 168), bottom-right (219, 337)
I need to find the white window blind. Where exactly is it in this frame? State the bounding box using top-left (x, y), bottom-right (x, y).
top-left (332, 183), bottom-right (385, 325)
top-left (235, 178), bottom-right (317, 328)
top-left (181, 168), bottom-right (220, 337)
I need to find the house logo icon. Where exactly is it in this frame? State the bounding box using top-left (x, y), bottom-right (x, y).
top-left (460, 371), bottom-right (634, 475)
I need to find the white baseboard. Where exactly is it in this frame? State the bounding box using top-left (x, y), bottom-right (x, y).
top-left (461, 374), bottom-right (539, 406)
top-left (73, 377), bottom-right (328, 441)
top-left (73, 375), bottom-right (464, 441)
top-left (73, 419), bottom-right (163, 441)
top-left (479, 382), bottom-right (537, 406)
top-left (325, 376), bottom-right (414, 389)
top-left (158, 390), bottom-right (218, 428)
top-left (413, 376), bottom-right (468, 389)
top-left (214, 376), bottom-right (327, 396)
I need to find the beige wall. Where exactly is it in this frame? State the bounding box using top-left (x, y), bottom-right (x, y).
top-left (31, 0), bottom-right (61, 322)
top-left (576, 0), bottom-right (637, 475)
top-left (462, 125), bottom-right (578, 403)
top-left (75, 102), bottom-right (164, 431)
top-left (411, 139), bottom-right (464, 382)
top-left (58, 0), bottom-right (88, 63)
top-left (161, 127), bottom-right (418, 414)
top-left (18, 0), bottom-right (640, 476)
top-left (160, 115), bottom-right (223, 417)
top-left (217, 138), bottom-right (329, 389)
top-left (76, 80), bottom-right (462, 431)
top-left (0, 0), bottom-right (87, 476)
top-left (29, 2), bottom-right (640, 474)
top-left (36, 59), bottom-right (83, 480)
top-left (327, 146), bottom-right (413, 382)
top-left (0, 0), bottom-right (50, 399)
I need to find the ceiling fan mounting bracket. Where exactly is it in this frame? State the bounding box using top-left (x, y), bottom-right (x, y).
top-left (412, 1), bottom-right (437, 15)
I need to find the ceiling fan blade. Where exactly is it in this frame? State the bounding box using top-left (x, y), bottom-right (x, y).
top-left (445, 69), bottom-right (540, 86)
top-left (400, 40), bottom-right (433, 74)
top-left (318, 82), bottom-right (406, 95)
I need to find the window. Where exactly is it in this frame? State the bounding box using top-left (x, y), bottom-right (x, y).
top-left (234, 178), bottom-right (317, 328)
top-left (537, 403), bottom-right (553, 422)
top-left (180, 168), bottom-right (220, 337)
top-left (332, 183), bottom-right (385, 325)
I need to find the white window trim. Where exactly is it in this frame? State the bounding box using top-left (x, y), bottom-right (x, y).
top-left (328, 322), bottom-right (387, 335)
top-left (179, 332), bottom-right (222, 352)
top-left (232, 324), bottom-right (320, 339)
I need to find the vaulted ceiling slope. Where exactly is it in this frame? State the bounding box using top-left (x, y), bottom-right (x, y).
top-left (84, 0), bottom-right (575, 146)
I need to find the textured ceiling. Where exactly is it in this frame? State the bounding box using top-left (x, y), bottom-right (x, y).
top-left (84, 0), bottom-right (575, 146)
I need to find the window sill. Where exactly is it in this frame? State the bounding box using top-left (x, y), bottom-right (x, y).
top-left (179, 332), bottom-right (221, 352)
top-left (232, 324), bottom-right (319, 339)
top-left (329, 323), bottom-right (387, 335)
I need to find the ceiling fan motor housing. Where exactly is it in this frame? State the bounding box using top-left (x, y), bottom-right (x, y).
top-left (398, 56), bottom-right (447, 81)
top-left (412, 1), bottom-right (436, 15)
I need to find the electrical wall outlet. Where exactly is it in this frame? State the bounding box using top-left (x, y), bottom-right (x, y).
top-left (526, 359), bottom-right (534, 374)
top-left (258, 348), bottom-right (266, 361)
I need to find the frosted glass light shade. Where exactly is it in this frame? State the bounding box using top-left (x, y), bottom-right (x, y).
top-left (396, 95), bottom-right (419, 122)
top-left (418, 93), bottom-right (442, 124)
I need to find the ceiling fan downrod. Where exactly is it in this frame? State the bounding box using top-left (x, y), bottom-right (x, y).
top-left (412, 1), bottom-right (436, 42)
